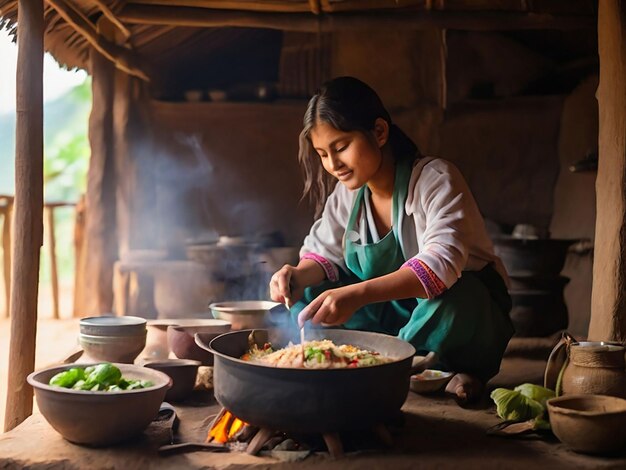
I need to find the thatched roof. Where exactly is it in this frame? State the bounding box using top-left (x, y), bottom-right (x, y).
top-left (0, 0), bottom-right (596, 78)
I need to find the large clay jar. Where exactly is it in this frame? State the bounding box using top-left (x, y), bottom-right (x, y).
top-left (561, 342), bottom-right (626, 398)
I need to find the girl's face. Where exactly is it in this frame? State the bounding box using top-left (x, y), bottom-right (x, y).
top-left (309, 120), bottom-right (386, 190)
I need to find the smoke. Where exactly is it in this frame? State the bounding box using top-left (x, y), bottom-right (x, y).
top-left (150, 132), bottom-right (276, 303)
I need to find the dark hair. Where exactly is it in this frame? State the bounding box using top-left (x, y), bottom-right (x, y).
top-left (298, 76), bottom-right (420, 217)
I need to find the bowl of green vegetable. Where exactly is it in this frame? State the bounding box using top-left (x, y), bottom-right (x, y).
top-left (27, 362), bottom-right (172, 446)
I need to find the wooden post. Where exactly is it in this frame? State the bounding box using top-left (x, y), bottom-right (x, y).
top-left (588, 0), bottom-right (626, 342)
top-left (4, 0), bottom-right (44, 432)
top-left (44, 206), bottom-right (60, 319)
top-left (83, 43), bottom-right (118, 316)
top-left (73, 196), bottom-right (86, 317)
top-left (1, 196), bottom-right (13, 318)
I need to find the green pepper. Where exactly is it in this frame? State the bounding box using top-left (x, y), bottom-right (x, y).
top-left (121, 379), bottom-right (153, 390)
top-left (49, 367), bottom-right (86, 388)
top-left (85, 363), bottom-right (122, 388)
top-left (117, 378), bottom-right (130, 390)
top-left (304, 347), bottom-right (320, 360)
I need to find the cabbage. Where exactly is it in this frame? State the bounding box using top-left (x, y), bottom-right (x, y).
top-left (490, 388), bottom-right (544, 421)
top-left (513, 383), bottom-right (555, 405)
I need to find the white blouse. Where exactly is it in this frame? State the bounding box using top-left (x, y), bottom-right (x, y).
top-left (300, 157), bottom-right (508, 295)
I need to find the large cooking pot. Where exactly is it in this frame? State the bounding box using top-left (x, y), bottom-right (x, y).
top-left (196, 328), bottom-right (416, 433)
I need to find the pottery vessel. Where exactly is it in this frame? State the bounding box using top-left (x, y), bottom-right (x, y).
top-left (547, 394), bottom-right (626, 454)
top-left (143, 359), bottom-right (201, 402)
top-left (27, 363), bottom-right (171, 446)
top-left (167, 320), bottom-right (231, 365)
top-left (545, 335), bottom-right (626, 398)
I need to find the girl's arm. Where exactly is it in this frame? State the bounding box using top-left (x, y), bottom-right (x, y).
top-left (358, 268), bottom-right (426, 304)
top-left (270, 259), bottom-right (326, 307)
top-left (297, 268), bottom-right (425, 327)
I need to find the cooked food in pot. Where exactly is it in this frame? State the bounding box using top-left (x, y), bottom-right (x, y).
top-left (242, 339), bottom-right (393, 369)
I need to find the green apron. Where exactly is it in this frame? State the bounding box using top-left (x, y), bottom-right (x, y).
top-left (291, 158), bottom-right (514, 382)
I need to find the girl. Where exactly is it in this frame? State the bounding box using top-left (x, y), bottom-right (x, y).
top-left (269, 76), bottom-right (514, 402)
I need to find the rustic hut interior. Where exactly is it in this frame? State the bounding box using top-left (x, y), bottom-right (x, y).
top-left (2, 0), bottom-right (626, 467)
top-left (1, 0), bottom-right (600, 331)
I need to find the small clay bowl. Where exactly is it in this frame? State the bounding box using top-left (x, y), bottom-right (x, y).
top-left (410, 369), bottom-right (454, 394)
top-left (167, 320), bottom-right (231, 365)
top-left (547, 394), bottom-right (626, 454)
top-left (80, 316), bottom-right (146, 337)
top-left (79, 332), bottom-right (147, 364)
top-left (143, 359), bottom-right (201, 402)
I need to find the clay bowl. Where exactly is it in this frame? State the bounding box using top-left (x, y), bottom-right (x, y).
top-left (410, 369), bottom-right (454, 394)
top-left (27, 363), bottom-right (171, 446)
top-left (145, 318), bottom-right (209, 360)
top-left (143, 359), bottom-right (201, 402)
top-left (209, 300), bottom-right (280, 330)
top-left (167, 320), bottom-right (231, 365)
top-left (79, 332), bottom-right (147, 364)
top-left (547, 394), bottom-right (626, 454)
top-left (79, 316), bottom-right (147, 337)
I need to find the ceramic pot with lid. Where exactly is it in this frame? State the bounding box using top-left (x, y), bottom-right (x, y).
top-left (545, 333), bottom-right (626, 399)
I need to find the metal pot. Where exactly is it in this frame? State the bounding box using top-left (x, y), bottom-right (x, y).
top-left (196, 329), bottom-right (416, 433)
top-left (493, 237), bottom-right (577, 276)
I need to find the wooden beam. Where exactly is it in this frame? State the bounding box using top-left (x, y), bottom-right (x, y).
top-left (308, 0), bottom-right (321, 15)
top-left (320, 0), bottom-right (425, 13)
top-left (89, 0), bottom-right (132, 40)
top-left (128, 0), bottom-right (313, 13)
top-left (4, 0), bottom-right (44, 433)
top-left (45, 0), bottom-right (150, 81)
top-left (118, 4), bottom-right (594, 32)
top-left (588, 0), bottom-right (626, 342)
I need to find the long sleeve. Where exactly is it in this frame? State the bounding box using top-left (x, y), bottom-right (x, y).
top-left (300, 183), bottom-right (355, 280)
top-left (404, 159), bottom-right (489, 290)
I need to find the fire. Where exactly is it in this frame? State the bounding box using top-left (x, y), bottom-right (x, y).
top-left (207, 410), bottom-right (246, 444)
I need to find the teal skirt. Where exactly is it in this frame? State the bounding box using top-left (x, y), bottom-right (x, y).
top-left (289, 265), bottom-right (514, 382)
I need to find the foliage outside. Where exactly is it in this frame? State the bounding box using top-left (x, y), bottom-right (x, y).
top-left (0, 77), bottom-right (91, 288)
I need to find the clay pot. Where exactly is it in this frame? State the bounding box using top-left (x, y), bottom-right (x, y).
top-left (545, 336), bottom-right (626, 398)
top-left (493, 237), bottom-right (577, 276)
top-left (167, 321), bottom-right (231, 365)
top-left (27, 363), bottom-right (171, 446)
top-left (143, 359), bottom-right (201, 402)
top-left (562, 342), bottom-right (626, 398)
top-left (79, 332), bottom-right (147, 364)
top-left (547, 394), bottom-right (626, 454)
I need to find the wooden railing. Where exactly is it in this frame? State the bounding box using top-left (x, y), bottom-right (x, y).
top-left (0, 194), bottom-right (80, 319)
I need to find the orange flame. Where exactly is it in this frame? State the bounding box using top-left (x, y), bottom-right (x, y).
top-left (207, 410), bottom-right (247, 443)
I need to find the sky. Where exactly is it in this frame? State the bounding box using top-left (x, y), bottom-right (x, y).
top-left (0, 28), bottom-right (87, 113)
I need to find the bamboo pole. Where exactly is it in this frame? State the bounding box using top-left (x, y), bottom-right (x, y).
top-left (4, 0), bottom-right (44, 433)
top-left (45, 0), bottom-right (150, 81)
top-left (588, 0), bottom-right (626, 342)
top-left (118, 4), bottom-right (594, 31)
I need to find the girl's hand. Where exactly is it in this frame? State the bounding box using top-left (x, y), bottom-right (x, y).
top-left (297, 285), bottom-right (363, 328)
top-left (269, 264), bottom-right (305, 308)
